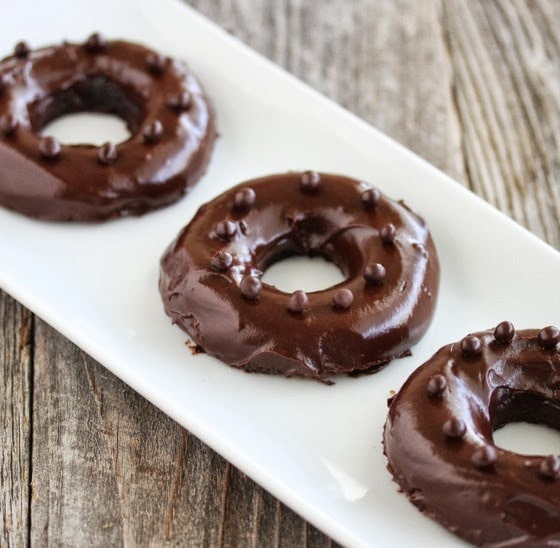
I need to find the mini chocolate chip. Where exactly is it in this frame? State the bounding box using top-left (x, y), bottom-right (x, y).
top-left (361, 188), bottom-right (380, 209)
top-left (471, 445), bottom-right (497, 468)
top-left (494, 321), bottom-right (515, 345)
top-left (38, 136), bottom-right (61, 159)
top-left (538, 326), bottom-right (560, 349)
top-left (427, 374), bottom-right (447, 397)
top-left (215, 220), bottom-right (237, 241)
top-left (364, 263), bottom-right (386, 285)
top-left (288, 290), bottom-right (309, 313)
top-left (380, 223), bottom-right (396, 244)
top-left (461, 335), bottom-right (482, 357)
top-left (97, 142), bottom-right (118, 165)
top-left (210, 251), bottom-right (233, 271)
top-left (300, 171), bottom-right (321, 192)
top-left (332, 288), bottom-right (353, 309)
top-left (168, 91), bottom-right (192, 111)
top-left (84, 33), bottom-right (105, 53)
top-left (146, 53), bottom-right (167, 74)
top-left (14, 41), bottom-right (30, 58)
top-left (442, 417), bottom-right (466, 439)
top-left (233, 187), bottom-right (256, 212)
top-left (539, 455), bottom-right (560, 479)
top-left (240, 276), bottom-right (262, 300)
top-left (0, 114), bottom-right (18, 136)
top-left (143, 120), bottom-right (163, 143)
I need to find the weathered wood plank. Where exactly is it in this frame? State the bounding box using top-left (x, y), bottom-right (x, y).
top-left (0, 291), bottom-right (32, 548)
top-left (30, 320), bottom-right (124, 546)
top-left (443, 0), bottom-right (560, 248)
top-left (30, 318), bottom-right (233, 546)
top-left (190, 0), bottom-right (464, 181)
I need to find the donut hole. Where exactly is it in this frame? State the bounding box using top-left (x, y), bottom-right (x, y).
top-left (41, 113), bottom-right (131, 145)
top-left (256, 221), bottom-right (353, 293)
top-left (257, 218), bottom-right (387, 293)
top-left (261, 253), bottom-right (345, 293)
top-left (492, 392), bottom-right (560, 455)
top-left (29, 76), bottom-right (141, 144)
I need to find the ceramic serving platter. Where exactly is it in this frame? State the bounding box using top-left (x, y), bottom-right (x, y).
top-left (2, 1), bottom-right (560, 545)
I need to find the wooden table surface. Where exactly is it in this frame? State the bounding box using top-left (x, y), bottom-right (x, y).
top-left (2, 1), bottom-right (560, 546)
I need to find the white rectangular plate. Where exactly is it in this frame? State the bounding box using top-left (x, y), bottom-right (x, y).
top-left (2, 1), bottom-right (560, 546)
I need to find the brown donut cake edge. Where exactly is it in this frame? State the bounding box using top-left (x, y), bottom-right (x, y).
top-left (384, 324), bottom-right (560, 546)
top-left (0, 34), bottom-right (216, 221)
top-left (159, 172), bottom-right (440, 379)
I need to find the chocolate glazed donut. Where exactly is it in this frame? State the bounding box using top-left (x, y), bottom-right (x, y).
top-left (0, 34), bottom-right (216, 221)
top-left (159, 172), bottom-right (439, 378)
top-left (384, 324), bottom-right (560, 546)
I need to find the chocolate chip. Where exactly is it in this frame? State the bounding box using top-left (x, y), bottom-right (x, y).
top-left (38, 136), bottom-right (61, 159)
top-left (380, 223), bottom-right (396, 244)
top-left (288, 290), bottom-right (309, 313)
top-left (442, 417), bottom-right (466, 439)
top-left (240, 276), bottom-right (262, 300)
top-left (539, 455), bottom-right (560, 479)
top-left (14, 41), bottom-right (30, 58)
top-left (461, 335), bottom-right (482, 357)
top-left (0, 114), bottom-right (18, 136)
top-left (167, 91), bottom-right (192, 111)
top-left (84, 33), bottom-right (105, 53)
top-left (215, 220), bottom-right (237, 241)
top-left (471, 445), bottom-right (497, 468)
top-left (233, 187), bottom-right (256, 212)
top-left (361, 188), bottom-right (380, 209)
top-left (363, 263), bottom-right (386, 285)
top-left (494, 321), bottom-right (515, 345)
top-left (300, 171), bottom-right (321, 192)
top-left (427, 374), bottom-right (447, 397)
top-left (210, 251), bottom-right (233, 271)
top-left (538, 326), bottom-right (560, 349)
top-left (146, 53), bottom-right (167, 75)
top-left (143, 120), bottom-right (163, 143)
top-left (332, 288), bottom-right (353, 309)
top-left (97, 142), bottom-right (118, 165)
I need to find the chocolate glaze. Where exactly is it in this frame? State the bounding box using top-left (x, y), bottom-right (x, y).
top-left (0, 36), bottom-right (216, 221)
top-left (384, 326), bottom-right (560, 546)
top-left (159, 172), bottom-right (440, 378)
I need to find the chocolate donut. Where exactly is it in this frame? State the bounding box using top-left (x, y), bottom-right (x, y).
top-left (159, 172), bottom-right (439, 378)
top-left (0, 34), bottom-right (216, 221)
top-left (384, 324), bottom-right (560, 546)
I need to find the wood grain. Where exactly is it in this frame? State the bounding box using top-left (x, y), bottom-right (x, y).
top-left (1, 1), bottom-right (560, 545)
top-left (444, 0), bottom-right (560, 247)
top-left (0, 293), bottom-right (32, 548)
